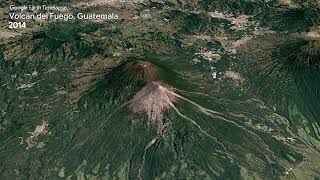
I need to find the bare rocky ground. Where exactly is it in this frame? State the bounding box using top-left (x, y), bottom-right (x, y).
top-left (129, 81), bottom-right (176, 130)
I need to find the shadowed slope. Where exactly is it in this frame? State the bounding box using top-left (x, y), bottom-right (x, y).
top-left (86, 60), bottom-right (160, 104)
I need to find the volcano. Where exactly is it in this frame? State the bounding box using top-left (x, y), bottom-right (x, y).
top-left (51, 60), bottom-right (309, 180)
top-left (0, 57), bottom-right (313, 180)
top-left (95, 60), bottom-right (161, 103)
top-left (107, 61), bottom-right (177, 131)
top-left (3, 0), bottom-right (320, 179)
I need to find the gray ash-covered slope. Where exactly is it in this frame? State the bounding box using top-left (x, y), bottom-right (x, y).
top-left (39, 60), bottom-right (311, 179)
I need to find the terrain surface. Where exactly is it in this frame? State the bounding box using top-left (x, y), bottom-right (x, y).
top-left (0, 0), bottom-right (320, 179)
